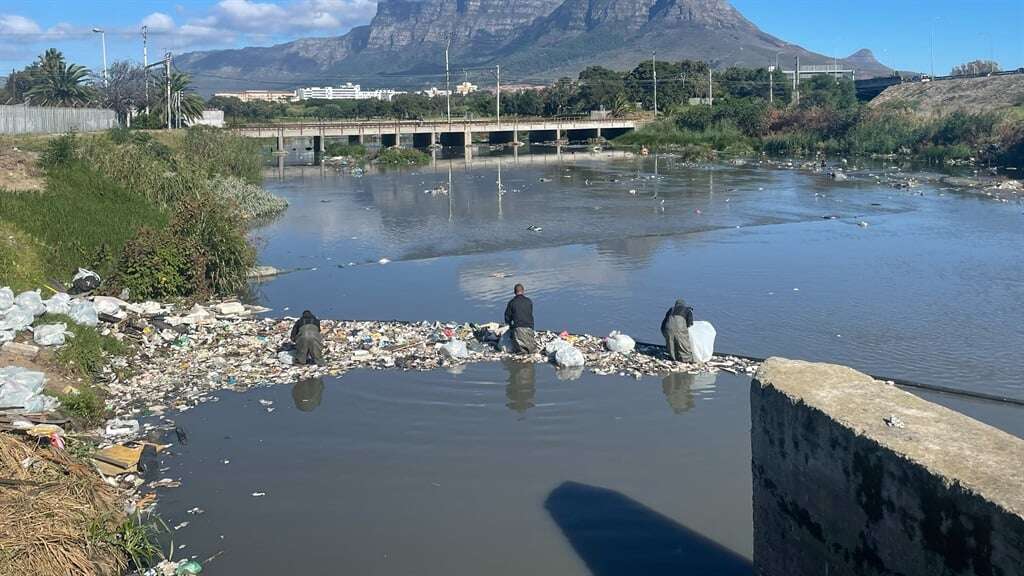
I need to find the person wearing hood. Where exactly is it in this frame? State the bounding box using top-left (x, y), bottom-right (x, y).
top-left (290, 310), bottom-right (324, 366)
top-left (504, 283), bottom-right (538, 354)
top-left (661, 299), bottom-right (694, 362)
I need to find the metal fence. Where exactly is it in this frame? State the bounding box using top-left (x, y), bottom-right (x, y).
top-left (0, 104), bottom-right (118, 134)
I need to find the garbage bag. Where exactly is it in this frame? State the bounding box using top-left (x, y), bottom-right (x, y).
top-left (605, 331), bottom-right (636, 354)
top-left (92, 296), bottom-right (124, 317)
top-left (554, 346), bottom-right (585, 368)
top-left (0, 330), bottom-right (14, 343)
top-left (0, 367), bottom-right (57, 412)
top-left (68, 299), bottom-right (98, 327)
top-left (544, 338), bottom-right (573, 357)
top-left (497, 330), bottom-right (516, 353)
top-left (0, 287), bottom-right (13, 311)
top-left (70, 268), bottom-right (101, 294)
top-left (689, 321), bottom-right (717, 363)
top-left (14, 290), bottom-right (45, 316)
top-left (0, 306), bottom-right (34, 331)
top-left (44, 293), bottom-right (72, 315)
top-left (33, 323), bottom-right (71, 346)
top-left (440, 339), bottom-right (469, 360)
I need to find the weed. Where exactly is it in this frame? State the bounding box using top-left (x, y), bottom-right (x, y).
top-left (38, 132), bottom-right (78, 169)
top-left (0, 221), bottom-right (46, 291)
top-left (375, 147), bottom-right (431, 166)
top-left (88, 513), bottom-right (164, 571)
top-left (58, 386), bottom-right (106, 426)
top-left (40, 313), bottom-right (126, 378)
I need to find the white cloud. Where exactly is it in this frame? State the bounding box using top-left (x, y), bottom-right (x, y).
top-left (142, 12), bottom-right (176, 33)
top-left (0, 14), bottom-right (42, 35)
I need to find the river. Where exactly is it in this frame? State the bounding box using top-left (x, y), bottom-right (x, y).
top-left (153, 149), bottom-right (1024, 573)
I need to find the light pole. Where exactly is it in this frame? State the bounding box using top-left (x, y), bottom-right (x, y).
top-left (92, 28), bottom-right (108, 85)
top-left (445, 35), bottom-right (452, 130)
top-left (652, 50), bottom-right (658, 116)
top-left (142, 25), bottom-right (149, 110)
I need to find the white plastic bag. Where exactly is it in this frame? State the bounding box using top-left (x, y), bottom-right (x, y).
top-left (605, 331), bottom-right (636, 354)
top-left (689, 321), bottom-right (717, 363)
top-left (0, 287), bottom-right (13, 312)
top-left (92, 296), bottom-right (125, 317)
top-left (0, 367), bottom-right (56, 412)
top-left (440, 339), bottom-right (468, 360)
top-left (544, 338), bottom-right (573, 357)
top-left (554, 346), bottom-right (585, 368)
top-left (68, 299), bottom-right (98, 327)
top-left (44, 293), bottom-right (72, 315)
top-left (0, 306), bottom-right (34, 331)
top-left (14, 290), bottom-right (45, 316)
top-left (104, 418), bottom-right (140, 438)
top-left (33, 323), bottom-right (71, 346)
top-left (0, 330), bottom-right (14, 343)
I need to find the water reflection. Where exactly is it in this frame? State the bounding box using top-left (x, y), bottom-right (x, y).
top-left (503, 359), bottom-right (536, 414)
top-left (661, 372), bottom-right (718, 415)
top-left (292, 377), bottom-right (325, 412)
top-left (555, 366), bottom-right (584, 381)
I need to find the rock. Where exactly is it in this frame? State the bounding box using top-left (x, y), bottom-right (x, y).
top-left (2, 341), bottom-right (39, 360)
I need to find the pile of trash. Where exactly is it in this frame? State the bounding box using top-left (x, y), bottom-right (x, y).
top-left (94, 305), bottom-right (758, 422)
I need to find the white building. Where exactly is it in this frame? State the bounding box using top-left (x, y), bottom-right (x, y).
top-left (295, 82), bottom-right (405, 102)
top-left (418, 87), bottom-right (453, 98)
top-left (213, 90), bottom-right (295, 103)
top-left (455, 81), bottom-right (478, 96)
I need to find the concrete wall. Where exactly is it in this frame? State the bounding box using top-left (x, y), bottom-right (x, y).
top-left (751, 358), bottom-right (1024, 576)
top-left (0, 104), bottom-right (117, 134)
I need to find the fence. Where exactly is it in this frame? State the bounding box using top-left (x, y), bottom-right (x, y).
top-left (0, 104), bottom-right (118, 134)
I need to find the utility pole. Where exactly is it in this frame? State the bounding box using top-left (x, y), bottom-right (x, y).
top-left (92, 28), bottom-right (108, 85)
top-left (164, 53), bottom-right (172, 130)
top-left (445, 35), bottom-right (452, 130)
top-left (142, 26), bottom-right (149, 109)
top-left (495, 64), bottom-right (501, 128)
top-left (708, 67), bottom-right (713, 107)
top-left (794, 56), bottom-right (800, 106)
top-left (769, 62), bottom-right (774, 104)
top-left (652, 51), bottom-right (657, 116)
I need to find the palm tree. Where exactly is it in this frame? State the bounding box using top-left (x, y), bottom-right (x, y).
top-left (149, 71), bottom-right (205, 127)
top-left (25, 54), bottom-right (95, 107)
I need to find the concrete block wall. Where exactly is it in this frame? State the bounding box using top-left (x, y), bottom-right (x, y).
top-left (751, 358), bottom-right (1024, 576)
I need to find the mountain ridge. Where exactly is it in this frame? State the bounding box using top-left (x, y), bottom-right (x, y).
top-left (178, 0), bottom-right (891, 94)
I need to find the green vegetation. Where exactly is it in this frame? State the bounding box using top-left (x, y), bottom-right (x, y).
top-left (375, 147), bottom-right (431, 166)
top-left (325, 142), bottom-right (368, 158)
top-left (57, 386), bottom-right (106, 426)
top-left (0, 222), bottom-right (46, 292)
top-left (88, 513), bottom-right (164, 571)
top-left (40, 313), bottom-right (125, 377)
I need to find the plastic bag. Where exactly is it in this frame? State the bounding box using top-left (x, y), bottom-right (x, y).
top-left (277, 351), bottom-right (294, 365)
top-left (0, 330), bottom-right (14, 343)
top-left (554, 346), bottom-right (585, 368)
top-left (605, 331), bottom-right (636, 354)
top-left (0, 306), bottom-right (34, 331)
top-left (440, 339), bottom-right (468, 360)
top-left (70, 268), bottom-right (101, 294)
top-left (689, 321), bottom-right (717, 363)
top-left (0, 367), bottom-right (57, 412)
top-left (544, 338), bottom-right (573, 357)
top-left (497, 330), bottom-right (515, 353)
top-left (93, 296), bottom-right (125, 317)
top-left (104, 419), bottom-right (140, 437)
top-left (44, 293), bottom-right (72, 315)
top-left (68, 299), bottom-right (98, 327)
top-left (33, 323), bottom-right (71, 346)
top-left (0, 287), bottom-right (13, 312)
top-left (14, 290), bottom-right (45, 316)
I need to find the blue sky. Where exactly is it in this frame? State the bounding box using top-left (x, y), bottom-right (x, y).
top-left (1, 0), bottom-right (1021, 78)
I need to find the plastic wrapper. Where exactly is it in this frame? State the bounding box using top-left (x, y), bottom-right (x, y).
top-left (544, 338), bottom-right (573, 357)
top-left (68, 299), bottom-right (99, 327)
top-left (33, 323), bottom-right (71, 346)
top-left (44, 292), bottom-right (72, 315)
top-left (689, 321), bottom-right (717, 363)
top-left (554, 346), bottom-right (585, 368)
top-left (0, 306), bottom-right (34, 331)
top-left (605, 331), bottom-right (636, 354)
top-left (0, 366), bottom-right (57, 412)
top-left (14, 290), bottom-right (45, 316)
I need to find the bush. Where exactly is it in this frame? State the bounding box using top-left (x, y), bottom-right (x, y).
top-left (375, 147), bottom-right (430, 166)
top-left (180, 126), bottom-right (264, 184)
top-left (325, 142), bottom-right (367, 158)
top-left (169, 193), bottom-right (255, 296)
top-left (114, 228), bottom-right (194, 299)
top-left (211, 176), bottom-right (288, 220)
top-left (41, 313), bottom-right (125, 378)
top-left (39, 132), bottom-right (78, 168)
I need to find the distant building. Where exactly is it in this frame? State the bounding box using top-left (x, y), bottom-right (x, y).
top-left (418, 87), bottom-right (452, 98)
top-left (189, 110), bottom-right (225, 128)
top-left (500, 83), bottom-right (546, 93)
top-left (295, 82), bottom-right (405, 102)
top-left (213, 90), bottom-right (295, 103)
top-left (455, 81), bottom-right (478, 96)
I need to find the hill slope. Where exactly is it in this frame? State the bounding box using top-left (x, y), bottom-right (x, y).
top-left (871, 74), bottom-right (1024, 117)
top-left (178, 0), bottom-right (891, 93)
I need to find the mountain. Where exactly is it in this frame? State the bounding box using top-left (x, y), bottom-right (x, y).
top-left (178, 0), bottom-right (892, 94)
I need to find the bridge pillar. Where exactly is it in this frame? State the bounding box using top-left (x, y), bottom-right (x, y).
top-left (513, 129), bottom-right (520, 144)
top-left (556, 128), bottom-right (562, 143)
top-left (276, 132), bottom-right (285, 154)
top-left (464, 128), bottom-right (473, 147)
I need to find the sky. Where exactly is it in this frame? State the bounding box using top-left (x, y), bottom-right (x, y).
top-left (0, 0), bottom-right (1021, 79)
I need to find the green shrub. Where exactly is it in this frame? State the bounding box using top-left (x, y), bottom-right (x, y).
top-left (325, 142), bottom-right (367, 157)
top-left (58, 386), bottom-right (106, 425)
top-left (113, 227), bottom-right (194, 299)
top-left (180, 126), bottom-right (263, 184)
top-left (375, 147), bottom-right (430, 166)
top-left (39, 132), bottom-right (79, 169)
top-left (170, 193), bottom-right (255, 296)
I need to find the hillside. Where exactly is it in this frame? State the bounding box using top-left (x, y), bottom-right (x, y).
top-left (872, 74), bottom-right (1024, 117)
top-left (178, 0), bottom-right (890, 94)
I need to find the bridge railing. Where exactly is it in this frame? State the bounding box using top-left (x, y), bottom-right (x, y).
top-left (233, 114), bottom-right (640, 131)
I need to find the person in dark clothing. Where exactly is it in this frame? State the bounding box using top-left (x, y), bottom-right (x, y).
top-left (290, 310), bottom-right (324, 365)
top-left (661, 298), bottom-right (694, 362)
top-left (504, 283), bottom-right (538, 354)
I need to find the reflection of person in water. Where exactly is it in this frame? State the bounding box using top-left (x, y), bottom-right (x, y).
top-left (292, 377), bottom-right (325, 412)
top-left (661, 372), bottom-right (718, 415)
top-left (503, 359), bottom-right (536, 414)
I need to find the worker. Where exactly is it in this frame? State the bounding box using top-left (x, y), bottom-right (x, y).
top-left (290, 310), bottom-right (324, 366)
top-left (504, 283), bottom-right (538, 354)
top-left (661, 298), bottom-right (694, 362)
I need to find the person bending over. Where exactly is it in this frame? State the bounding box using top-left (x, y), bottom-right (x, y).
top-left (504, 284), bottom-right (538, 354)
top-left (661, 298), bottom-right (694, 362)
top-left (290, 310), bottom-right (324, 366)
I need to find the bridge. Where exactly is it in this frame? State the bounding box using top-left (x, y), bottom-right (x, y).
top-left (233, 117), bottom-right (640, 161)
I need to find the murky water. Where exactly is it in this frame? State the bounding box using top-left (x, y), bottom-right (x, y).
top-left (155, 151), bottom-right (1024, 572)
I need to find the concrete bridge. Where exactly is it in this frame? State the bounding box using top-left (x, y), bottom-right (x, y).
top-left (234, 117), bottom-right (639, 160)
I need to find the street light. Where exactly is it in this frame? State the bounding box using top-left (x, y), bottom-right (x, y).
top-left (92, 27), bottom-right (108, 85)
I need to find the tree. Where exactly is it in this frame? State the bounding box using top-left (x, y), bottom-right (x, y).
top-left (94, 61), bottom-right (148, 125)
top-left (25, 50), bottom-right (95, 107)
top-left (576, 66), bottom-right (626, 111)
top-left (951, 60), bottom-right (1000, 76)
top-left (149, 71), bottom-right (205, 126)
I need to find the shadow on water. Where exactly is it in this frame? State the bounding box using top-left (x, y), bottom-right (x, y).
top-left (544, 481), bottom-right (752, 576)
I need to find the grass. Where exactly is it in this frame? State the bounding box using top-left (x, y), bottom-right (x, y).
top-left (325, 142), bottom-right (367, 158)
top-left (57, 386), bottom-right (106, 427)
top-left (39, 313), bottom-right (125, 378)
top-left (0, 222), bottom-right (47, 291)
top-left (87, 513), bottom-right (163, 571)
top-left (375, 147), bottom-right (431, 166)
